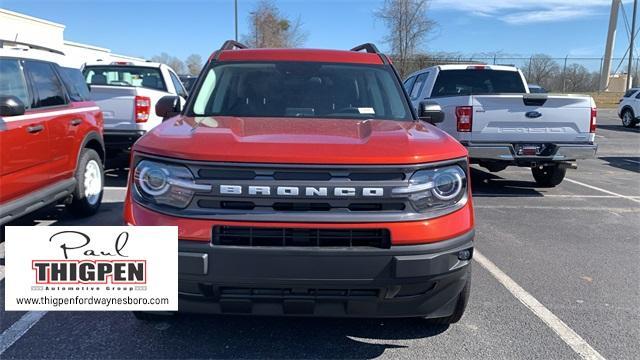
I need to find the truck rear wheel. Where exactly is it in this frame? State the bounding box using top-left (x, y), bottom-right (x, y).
top-left (429, 279), bottom-right (470, 325)
top-left (532, 164), bottom-right (566, 187)
top-left (68, 148), bottom-right (104, 216)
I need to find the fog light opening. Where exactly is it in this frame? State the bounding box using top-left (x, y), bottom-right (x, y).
top-left (457, 249), bottom-right (473, 261)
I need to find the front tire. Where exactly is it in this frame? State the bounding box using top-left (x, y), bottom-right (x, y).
top-left (622, 109), bottom-right (638, 128)
top-left (68, 148), bottom-right (104, 216)
top-left (532, 164), bottom-right (566, 187)
top-left (429, 279), bottom-right (470, 325)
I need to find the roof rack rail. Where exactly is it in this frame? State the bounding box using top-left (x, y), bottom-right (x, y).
top-left (350, 43), bottom-right (380, 54)
top-left (0, 39), bottom-right (65, 56)
top-left (220, 40), bottom-right (248, 51)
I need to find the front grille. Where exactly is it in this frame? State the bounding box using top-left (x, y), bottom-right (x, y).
top-left (135, 155), bottom-right (468, 223)
top-left (213, 226), bottom-right (391, 248)
top-left (199, 200), bottom-right (406, 212)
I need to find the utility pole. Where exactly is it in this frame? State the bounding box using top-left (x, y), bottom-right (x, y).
top-left (234, 0), bottom-right (238, 42)
top-left (601, 0), bottom-right (621, 91)
top-left (627, 0), bottom-right (638, 89)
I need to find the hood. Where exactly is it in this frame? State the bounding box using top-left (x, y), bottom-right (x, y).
top-left (134, 116), bottom-right (467, 165)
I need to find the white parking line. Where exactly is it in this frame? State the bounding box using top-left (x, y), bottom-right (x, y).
top-left (0, 242), bottom-right (4, 281)
top-left (0, 224), bottom-right (50, 354)
top-left (0, 312), bottom-right (48, 355)
top-left (474, 250), bottom-right (605, 360)
top-left (622, 159), bottom-right (640, 165)
top-left (565, 178), bottom-right (640, 204)
top-left (475, 205), bottom-right (639, 212)
top-left (473, 194), bottom-right (640, 198)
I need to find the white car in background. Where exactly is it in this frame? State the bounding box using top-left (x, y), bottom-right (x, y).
top-left (82, 61), bottom-right (188, 159)
top-left (617, 87), bottom-right (640, 128)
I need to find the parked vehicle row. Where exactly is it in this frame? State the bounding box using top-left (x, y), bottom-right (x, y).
top-left (0, 42), bottom-right (105, 225)
top-left (404, 64), bottom-right (598, 186)
top-left (0, 38), bottom-right (604, 325)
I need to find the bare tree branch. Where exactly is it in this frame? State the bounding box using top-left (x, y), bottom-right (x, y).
top-left (375, 0), bottom-right (436, 77)
top-left (243, 0), bottom-right (308, 48)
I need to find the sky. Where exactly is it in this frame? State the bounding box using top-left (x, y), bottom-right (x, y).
top-left (1, 0), bottom-right (637, 64)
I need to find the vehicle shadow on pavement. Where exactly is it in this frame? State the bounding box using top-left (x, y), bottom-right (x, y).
top-left (105, 168), bottom-right (130, 188)
top-left (0, 202), bottom-right (125, 236)
top-left (599, 156), bottom-right (640, 173)
top-left (597, 124), bottom-right (640, 133)
top-left (469, 168), bottom-right (544, 197)
top-left (0, 311), bottom-right (449, 359)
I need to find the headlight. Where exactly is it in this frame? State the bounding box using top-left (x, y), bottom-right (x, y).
top-left (393, 165), bottom-right (467, 212)
top-left (133, 160), bottom-right (211, 208)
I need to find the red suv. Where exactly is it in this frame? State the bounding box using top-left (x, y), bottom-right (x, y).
top-left (125, 41), bottom-right (474, 323)
top-left (0, 44), bottom-right (105, 226)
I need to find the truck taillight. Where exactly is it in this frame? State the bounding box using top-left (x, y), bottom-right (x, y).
top-left (456, 106), bottom-right (473, 132)
top-left (135, 96), bottom-right (151, 123)
top-left (590, 107), bottom-right (597, 133)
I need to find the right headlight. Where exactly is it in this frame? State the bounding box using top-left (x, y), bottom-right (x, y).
top-left (393, 165), bottom-right (467, 212)
top-left (133, 159), bottom-right (211, 209)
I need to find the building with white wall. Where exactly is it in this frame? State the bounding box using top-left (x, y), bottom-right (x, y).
top-left (0, 8), bottom-right (144, 67)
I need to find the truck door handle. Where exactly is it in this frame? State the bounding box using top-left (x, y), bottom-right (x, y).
top-left (70, 119), bottom-right (82, 126)
top-left (27, 125), bottom-right (44, 133)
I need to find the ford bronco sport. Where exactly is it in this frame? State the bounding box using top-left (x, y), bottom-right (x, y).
top-left (124, 41), bottom-right (474, 323)
top-left (1, 41), bottom-right (105, 227)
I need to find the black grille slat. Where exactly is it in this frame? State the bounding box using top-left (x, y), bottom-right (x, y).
top-left (219, 286), bottom-right (379, 299)
top-left (213, 226), bottom-right (390, 248)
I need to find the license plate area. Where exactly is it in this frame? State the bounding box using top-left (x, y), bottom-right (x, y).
top-left (515, 144), bottom-right (547, 156)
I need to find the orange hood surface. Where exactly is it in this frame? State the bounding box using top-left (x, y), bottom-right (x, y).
top-left (134, 116), bottom-right (467, 165)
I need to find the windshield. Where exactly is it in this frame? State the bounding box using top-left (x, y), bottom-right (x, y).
top-left (432, 69), bottom-right (526, 97)
top-left (190, 62), bottom-right (412, 120)
top-left (83, 66), bottom-right (166, 91)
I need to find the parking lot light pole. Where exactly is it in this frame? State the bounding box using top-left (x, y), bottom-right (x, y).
top-left (234, 0), bottom-right (238, 42)
top-left (627, 0), bottom-right (638, 89)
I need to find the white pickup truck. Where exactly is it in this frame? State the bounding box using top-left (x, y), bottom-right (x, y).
top-left (82, 61), bottom-right (188, 158)
top-left (405, 64), bottom-right (598, 186)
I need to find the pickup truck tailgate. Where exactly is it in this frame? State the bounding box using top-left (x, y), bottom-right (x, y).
top-left (470, 95), bottom-right (593, 143)
top-left (89, 86), bottom-right (137, 131)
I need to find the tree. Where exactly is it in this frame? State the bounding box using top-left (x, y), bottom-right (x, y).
top-left (562, 64), bottom-right (594, 92)
top-left (185, 54), bottom-right (203, 75)
top-left (151, 52), bottom-right (186, 74)
top-left (375, 0), bottom-right (437, 78)
top-left (243, 0), bottom-right (307, 48)
top-left (521, 54), bottom-right (559, 90)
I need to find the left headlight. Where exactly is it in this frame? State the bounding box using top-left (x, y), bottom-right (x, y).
top-left (133, 160), bottom-right (211, 209)
top-left (393, 165), bottom-right (467, 212)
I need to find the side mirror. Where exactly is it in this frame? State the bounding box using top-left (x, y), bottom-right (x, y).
top-left (0, 96), bottom-right (26, 117)
top-left (418, 101), bottom-right (444, 124)
top-left (155, 96), bottom-right (181, 120)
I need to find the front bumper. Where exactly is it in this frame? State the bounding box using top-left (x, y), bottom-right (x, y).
top-left (465, 143), bottom-right (598, 161)
top-left (176, 230), bottom-right (473, 318)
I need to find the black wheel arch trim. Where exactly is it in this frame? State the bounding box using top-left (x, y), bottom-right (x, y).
top-left (77, 131), bottom-right (106, 166)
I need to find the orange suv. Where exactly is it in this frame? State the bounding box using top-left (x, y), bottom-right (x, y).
top-left (125, 41), bottom-right (474, 323)
top-left (1, 43), bottom-right (105, 226)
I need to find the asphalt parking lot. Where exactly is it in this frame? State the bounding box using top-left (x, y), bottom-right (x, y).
top-left (0, 109), bottom-right (638, 359)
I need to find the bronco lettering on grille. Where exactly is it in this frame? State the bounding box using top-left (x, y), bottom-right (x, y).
top-left (219, 185), bottom-right (384, 197)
